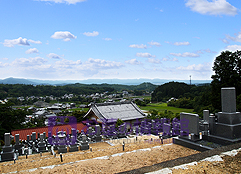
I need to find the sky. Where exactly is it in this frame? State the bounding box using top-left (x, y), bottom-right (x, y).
top-left (0, 0), bottom-right (241, 81)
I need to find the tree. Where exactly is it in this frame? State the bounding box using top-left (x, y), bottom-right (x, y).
top-left (72, 110), bottom-right (87, 122)
top-left (115, 119), bottom-right (124, 128)
top-left (211, 50), bottom-right (241, 111)
top-left (0, 102), bottom-right (30, 139)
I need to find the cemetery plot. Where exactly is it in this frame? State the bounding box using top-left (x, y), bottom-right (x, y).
top-left (0, 139), bottom-right (199, 173)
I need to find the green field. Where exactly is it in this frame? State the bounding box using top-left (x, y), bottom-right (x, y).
top-left (139, 103), bottom-right (194, 114)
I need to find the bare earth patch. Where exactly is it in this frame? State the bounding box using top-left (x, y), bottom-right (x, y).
top-left (0, 135), bottom-right (199, 173)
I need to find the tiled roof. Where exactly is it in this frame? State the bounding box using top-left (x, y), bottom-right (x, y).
top-left (85, 101), bottom-right (146, 123)
top-left (11, 122), bottom-right (86, 141)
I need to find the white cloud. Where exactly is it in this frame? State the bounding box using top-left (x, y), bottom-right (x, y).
top-left (148, 41), bottom-right (161, 47)
top-left (177, 63), bottom-right (211, 71)
top-left (84, 58), bottom-right (123, 69)
top-left (28, 39), bottom-right (42, 44)
top-left (173, 41), bottom-right (190, 46)
top-left (136, 52), bottom-right (156, 58)
top-left (225, 30), bottom-right (241, 43)
top-left (193, 36), bottom-right (200, 39)
top-left (103, 38), bottom-right (112, 41)
top-left (161, 57), bottom-right (179, 62)
top-left (170, 52), bottom-right (199, 57)
top-left (148, 58), bottom-right (161, 64)
top-left (225, 45), bottom-right (241, 51)
top-left (12, 57), bottom-right (47, 67)
top-left (221, 38), bottom-right (229, 44)
top-left (26, 48), bottom-right (39, 54)
top-left (129, 44), bottom-right (147, 49)
top-left (162, 57), bottom-right (168, 61)
top-left (185, 0), bottom-right (238, 16)
top-left (39, 0), bottom-right (86, 4)
top-left (166, 41), bottom-right (190, 46)
top-left (3, 37), bottom-right (30, 47)
top-left (125, 59), bottom-right (142, 65)
top-left (47, 53), bottom-right (62, 59)
top-left (0, 62), bottom-right (9, 68)
top-left (83, 31), bottom-right (99, 37)
top-left (196, 48), bottom-right (217, 54)
top-left (51, 31), bottom-right (77, 41)
top-left (54, 59), bottom-right (82, 69)
top-left (172, 58), bottom-right (179, 62)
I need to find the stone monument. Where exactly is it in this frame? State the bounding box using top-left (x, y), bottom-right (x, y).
top-left (94, 125), bottom-right (102, 142)
top-left (208, 87), bottom-right (241, 143)
top-left (1, 133), bottom-right (15, 162)
top-left (80, 134), bottom-right (89, 150)
top-left (38, 134), bottom-right (48, 153)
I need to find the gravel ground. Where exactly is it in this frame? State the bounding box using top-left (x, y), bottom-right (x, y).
top-left (0, 136), bottom-right (199, 173)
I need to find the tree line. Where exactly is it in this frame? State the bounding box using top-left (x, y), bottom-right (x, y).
top-left (151, 50), bottom-right (241, 117)
top-left (0, 82), bottom-right (156, 99)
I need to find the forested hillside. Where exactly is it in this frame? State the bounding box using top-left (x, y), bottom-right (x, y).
top-left (0, 82), bottom-right (156, 99)
top-left (151, 82), bottom-right (214, 116)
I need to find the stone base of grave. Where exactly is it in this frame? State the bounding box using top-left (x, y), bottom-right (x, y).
top-left (1, 152), bottom-right (15, 162)
top-left (95, 136), bottom-right (102, 142)
top-left (141, 128), bottom-right (150, 134)
top-left (80, 142), bottom-right (89, 150)
top-left (178, 135), bottom-right (201, 142)
top-left (1, 145), bottom-right (15, 162)
top-left (173, 137), bottom-right (212, 152)
top-left (58, 145), bottom-right (67, 153)
top-left (38, 146), bottom-right (48, 153)
top-left (203, 134), bottom-right (241, 145)
top-left (212, 123), bottom-right (241, 139)
top-left (14, 144), bottom-right (23, 155)
top-left (151, 129), bottom-right (159, 135)
top-left (54, 146), bottom-right (58, 150)
top-left (217, 112), bottom-right (241, 125)
top-left (69, 145), bottom-right (79, 152)
top-left (38, 142), bottom-right (48, 153)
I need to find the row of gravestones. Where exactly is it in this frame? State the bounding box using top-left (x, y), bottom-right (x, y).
top-left (101, 118), bottom-right (185, 138)
top-left (0, 117), bottom-right (193, 162)
top-left (0, 125), bottom-right (104, 162)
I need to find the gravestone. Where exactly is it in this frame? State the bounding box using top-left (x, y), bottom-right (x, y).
top-left (210, 87), bottom-right (241, 139)
top-left (151, 120), bottom-right (159, 135)
top-left (14, 134), bottom-right (22, 155)
top-left (32, 132), bottom-right (36, 141)
top-left (38, 134), bottom-right (48, 153)
top-left (57, 132), bottom-right (67, 153)
top-left (180, 112), bottom-right (199, 136)
top-left (203, 110), bottom-right (209, 123)
top-left (162, 123), bottom-right (171, 137)
top-left (1, 133), bottom-right (15, 162)
top-left (27, 135), bottom-right (30, 142)
top-left (172, 118), bottom-right (180, 136)
top-left (69, 129), bottom-right (78, 152)
top-left (118, 124), bottom-right (126, 138)
top-left (38, 133), bottom-right (40, 140)
top-left (87, 127), bottom-right (94, 139)
top-left (203, 110), bottom-right (209, 136)
top-left (80, 134), bottom-right (89, 150)
top-left (95, 125), bottom-right (102, 142)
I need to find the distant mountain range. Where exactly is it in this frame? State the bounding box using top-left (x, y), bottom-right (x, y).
top-left (0, 77), bottom-right (211, 86)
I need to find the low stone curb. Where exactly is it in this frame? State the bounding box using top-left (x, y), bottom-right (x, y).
top-left (118, 142), bottom-right (241, 174)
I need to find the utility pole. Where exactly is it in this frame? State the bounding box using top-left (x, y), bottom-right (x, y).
top-left (190, 75), bottom-right (191, 85)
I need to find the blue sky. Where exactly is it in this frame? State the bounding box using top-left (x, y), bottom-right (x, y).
top-left (0, 0), bottom-right (241, 81)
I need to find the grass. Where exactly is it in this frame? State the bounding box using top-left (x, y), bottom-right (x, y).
top-left (68, 107), bottom-right (89, 112)
top-left (139, 102), bottom-right (194, 114)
